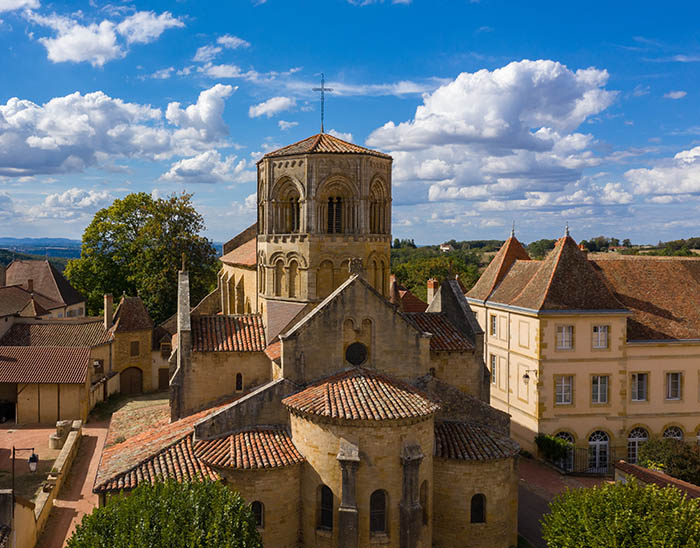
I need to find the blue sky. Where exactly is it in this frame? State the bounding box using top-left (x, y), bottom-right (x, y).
top-left (1, 0), bottom-right (700, 244)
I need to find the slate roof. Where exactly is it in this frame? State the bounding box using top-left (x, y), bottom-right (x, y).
top-left (467, 236), bottom-right (530, 301)
top-left (0, 285), bottom-right (62, 317)
top-left (434, 421), bottom-right (520, 461)
top-left (262, 133), bottom-right (392, 160)
top-left (220, 237), bottom-right (257, 267)
top-left (615, 460), bottom-right (700, 499)
top-left (111, 295), bottom-right (153, 332)
top-left (405, 312), bottom-right (474, 351)
top-left (0, 319), bottom-right (110, 347)
top-left (283, 368), bottom-right (440, 421)
top-left (0, 346), bottom-right (90, 384)
top-left (191, 315), bottom-right (266, 352)
top-left (6, 260), bottom-right (84, 307)
top-left (94, 435), bottom-right (219, 493)
top-left (194, 426), bottom-right (304, 470)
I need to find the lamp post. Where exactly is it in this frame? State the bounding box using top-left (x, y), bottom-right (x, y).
top-left (11, 447), bottom-right (38, 520)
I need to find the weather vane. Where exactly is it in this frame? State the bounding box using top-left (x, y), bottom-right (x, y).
top-left (313, 73), bottom-right (333, 134)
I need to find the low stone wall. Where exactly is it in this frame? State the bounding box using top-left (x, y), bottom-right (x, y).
top-left (34, 420), bottom-right (82, 535)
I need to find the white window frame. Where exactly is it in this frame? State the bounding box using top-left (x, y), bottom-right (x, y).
top-left (592, 325), bottom-right (609, 349)
top-left (556, 325), bottom-right (574, 350)
top-left (556, 375), bottom-right (573, 405)
top-left (666, 372), bottom-right (682, 400)
top-left (490, 315), bottom-right (497, 337)
top-left (631, 373), bottom-right (648, 402)
top-left (490, 355), bottom-right (497, 386)
top-left (591, 375), bottom-right (608, 404)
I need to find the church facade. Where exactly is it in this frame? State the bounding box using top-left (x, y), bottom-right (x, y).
top-left (94, 133), bottom-right (519, 548)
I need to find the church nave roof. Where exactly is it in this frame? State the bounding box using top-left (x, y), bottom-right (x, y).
top-left (191, 314), bottom-right (266, 352)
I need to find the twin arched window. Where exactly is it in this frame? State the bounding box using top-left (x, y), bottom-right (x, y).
top-left (470, 493), bottom-right (486, 523)
top-left (370, 490), bottom-right (387, 534)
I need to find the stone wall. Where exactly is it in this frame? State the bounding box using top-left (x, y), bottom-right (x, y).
top-left (113, 329), bottom-right (153, 392)
top-left (433, 456), bottom-right (518, 548)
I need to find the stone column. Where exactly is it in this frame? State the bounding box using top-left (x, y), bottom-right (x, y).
top-left (337, 439), bottom-right (360, 548)
top-left (400, 443), bottom-right (424, 548)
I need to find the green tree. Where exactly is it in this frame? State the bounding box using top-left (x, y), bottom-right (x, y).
top-left (67, 480), bottom-right (262, 548)
top-left (638, 438), bottom-right (700, 485)
top-left (542, 480), bottom-right (700, 548)
top-left (622, 238), bottom-right (632, 247)
top-left (527, 239), bottom-right (556, 259)
top-left (65, 192), bottom-right (218, 324)
top-left (393, 254), bottom-right (479, 301)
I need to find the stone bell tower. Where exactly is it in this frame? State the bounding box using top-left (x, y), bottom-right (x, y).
top-left (256, 133), bottom-right (392, 312)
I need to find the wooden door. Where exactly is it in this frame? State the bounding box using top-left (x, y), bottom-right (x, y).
top-left (158, 368), bottom-right (169, 391)
top-left (120, 367), bottom-right (143, 395)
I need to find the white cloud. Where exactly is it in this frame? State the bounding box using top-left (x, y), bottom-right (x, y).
top-left (29, 187), bottom-right (113, 218)
top-left (347, 0), bottom-right (411, 5)
top-left (115, 11), bottom-right (183, 45)
top-left (160, 150), bottom-right (253, 184)
top-left (217, 34), bottom-right (250, 49)
top-left (0, 0), bottom-right (38, 12)
top-left (278, 120), bottom-right (298, 131)
top-left (0, 84), bottom-right (235, 177)
top-left (328, 129), bottom-right (353, 142)
top-left (626, 145), bottom-right (700, 196)
top-left (193, 44), bottom-right (221, 63)
top-left (249, 96), bottom-right (296, 118)
top-left (149, 67), bottom-right (174, 79)
top-left (663, 90), bottom-right (687, 99)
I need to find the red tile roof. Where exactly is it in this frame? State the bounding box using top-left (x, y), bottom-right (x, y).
top-left (0, 346), bottom-right (90, 383)
top-left (262, 133), bottom-right (392, 160)
top-left (94, 435), bottom-right (219, 493)
top-left (405, 312), bottom-right (474, 351)
top-left (0, 319), bottom-right (110, 347)
top-left (264, 341), bottom-right (281, 361)
top-left (434, 421), bottom-right (519, 461)
top-left (194, 427), bottom-right (304, 470)
top-left (283, 368), bottom-right (440, 421)
top-left (220, 237), bottom-right (257, 267)
top-left (191, 315), bottom-right (266, 352)
top-left (615, 460), bottom-right (700, 498)
top-left (399, 289), bottom-right (428, 313)
top-left (467, 236), bottom-right (530, 301)
top-left (6, 260), bottom-right (84, 307)
top-left (111, 296), bottom-right (153, 332)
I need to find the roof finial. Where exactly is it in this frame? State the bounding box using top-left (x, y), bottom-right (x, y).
top-left (565, 222), bottom-right (570, 237)
top-left (511, 221), bottom-right (515, 238)
top-left (312, 73), bottom-right (333, 134)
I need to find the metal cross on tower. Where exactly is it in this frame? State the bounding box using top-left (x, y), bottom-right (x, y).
top-left (313, 73), bottom-right (333, 133)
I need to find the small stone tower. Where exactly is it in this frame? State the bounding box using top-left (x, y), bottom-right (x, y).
top-left (256, 133), bottom-right (392, 311)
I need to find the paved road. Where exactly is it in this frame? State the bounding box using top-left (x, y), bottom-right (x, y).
top-left (37, 421), bottom-right (109, 548)
top-left (518, 484), bottom-right (549, 548)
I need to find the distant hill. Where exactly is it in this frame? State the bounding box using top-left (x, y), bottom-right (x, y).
top-left (0, 249), bottom-right (69, 272)
top-left (0, 237), bottom-right (82, 261)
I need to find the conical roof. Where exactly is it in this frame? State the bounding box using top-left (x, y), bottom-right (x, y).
top-left (467, 235), bottom-right (531, 301)
top-left (262, 133), bottom-right (392, 160)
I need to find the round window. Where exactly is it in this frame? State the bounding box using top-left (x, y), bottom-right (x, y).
top-left (345, 342), bottom-right (368, 366)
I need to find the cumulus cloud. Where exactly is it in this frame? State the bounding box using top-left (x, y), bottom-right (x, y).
top-left (115, 11), bottom-right (183, 44)
top-left (366, 59), bottom-right (617, 212)
top-left (217, 34), bottom-right (250, 49)
top-left (160, 150), bottom-right (253, 184)
top-left (28, 187), bottom-right (113, 218)
top-left (0, 84), bottom-right (235, 177)
top-left (0, 0), bottom-right (38, 12)
top-left (278, 120), bottom-right (298, 131)
top-left (249, 96), bottom-right (296, 118)
top-left (193, 45), bottom-right (221, 63)
top-left (663, 90), bottom-right (687, 99)
top-left (328, 129), bottom-right (353, 142)
top-left (626, 145), bottom-right (700, 196)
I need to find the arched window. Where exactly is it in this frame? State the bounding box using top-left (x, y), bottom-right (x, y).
top-left (251, 501), bottom-right (264, 528)
top-left (288, 260), bottom-right (299, 298)
top-left (627, 427), bottom-right (649, 464)
top-left (588, 430), bottom-right (609, 473)
top-left (235, 373), bottom-right (243, 391)
top-left (274, 259), bottom-right (285, 297)
top-left (663, 426), bottom-right (684, 440)
top-left (369, 179), bottom-right (387, 234)
top-left (288, 196), bottom-right (300, 233)
top-left (470, 493), bottom-right (486, 523)
top-left (272, 179), bottom-right (302, 234)
top-left (259, 265), bottom-right (266, 295)
top-left (318, 485), bottom-right (333, 530)
top-left (370, 490), bottom-right (387, 534)
top-left (420, 481), bottom-right (428, 525)
top-left (555, 431), bottom-right (574, 472)
top-left (328, 197), bottom-right (343, 234)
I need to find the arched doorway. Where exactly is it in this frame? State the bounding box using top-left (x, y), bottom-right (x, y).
top-left (555, 431), bottom-right (575, 472)
top-left (121, 367), bottom-right (143, 395)
top-left (588, 430), bottom-right (609, 473)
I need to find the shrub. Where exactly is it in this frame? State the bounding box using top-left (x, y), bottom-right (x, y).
top-left (638, 438), bottom-right (700, 485)
top-left (67, 479), bottom-right (262, 548)
top-left (542, 480), bottom-right (700, 547)
top-left (535, 434), bottom-right (571, 462)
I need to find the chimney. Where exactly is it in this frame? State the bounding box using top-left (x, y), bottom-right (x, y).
top-left (390, 279), bottom-right (402, 311)
top-left (427, 278), bottom-right (439, 304)
top-left (27, 278), bottom-right (33, 293)
top-left (104, 294), bottom-right (113, 330)
top-left (578, 243), bottom-right (588, 256)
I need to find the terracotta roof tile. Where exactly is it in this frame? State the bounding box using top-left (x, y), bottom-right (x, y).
top-left (283, 368), bottom-right (439, 421)
top-left (191, 315), bottom-right (266, 352)
top-left (399, 289), bottom-right (428, 313)
top-left (487, 261), bottom-right (541, 305)
top-left (615, 460), bottom-right (700, 498)
top-left (405, 312), bottom-right (473, 351)
top-left (6, 260), bottom-right (84, 307)
top-left (264, 341), bottom-right (281, 361)
top-left (262, 133), bottom-right (392, 160)
top-left (194, 426), bottom-right (304, 470)
top-left (0, 319), bottom-right (110, 347)
top-left (111, 296), bottom-right (153, 332)
top-left (220, 237), bottom-right (257, 267)
top-left (95, 435), bottom-right (219, 493)
top-left (0, 346), bottom-right (89, 383)
top-left (434, 421), bottom-right (519, 461)
top-left (467, 236), bottom-right (530, 301)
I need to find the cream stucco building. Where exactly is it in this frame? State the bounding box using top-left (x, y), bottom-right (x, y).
top-left (467, 230), bottom-right (700, 473)
top-left (94, 133), bottom-right (520, 548)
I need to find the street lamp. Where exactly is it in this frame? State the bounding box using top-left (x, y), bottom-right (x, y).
top-left (11, 446), bottom-right (38, 519)
top-left (523, 370), bottom-right (538, 384)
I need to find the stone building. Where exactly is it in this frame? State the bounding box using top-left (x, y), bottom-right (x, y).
top-left (467, 229), bottom-right (700, 473)
top-left (94, 133), bottom-right (519, 548)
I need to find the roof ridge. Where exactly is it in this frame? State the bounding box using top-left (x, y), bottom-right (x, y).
top-left (311, 133), bottom-right (324, 150)
top-left (536, 236), bottom-right (569, 310)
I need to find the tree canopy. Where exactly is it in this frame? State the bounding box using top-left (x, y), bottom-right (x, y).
top-left (67, 480), bottom-right (262, 548)
top-left (65, 192), bottom-right (218, 324)
top-left (391, 251), bottom-right (481, 301)
top-left (541, 480), bottom-right (700, 548)
top-left (638, 438), bottom-right (700, 485)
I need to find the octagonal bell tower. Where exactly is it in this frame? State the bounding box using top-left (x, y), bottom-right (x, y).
top-left (256, 133), bottom-right (392, 313)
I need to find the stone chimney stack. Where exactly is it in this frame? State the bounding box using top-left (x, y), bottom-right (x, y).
top-left (390, 278), bottom-right (402, 311)
top-left (104, 294), bottom-right (113, 330)
top-left (427, 278), bottom-right (439, 304)
top-left (27, 278), bottom-right (33, 293)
